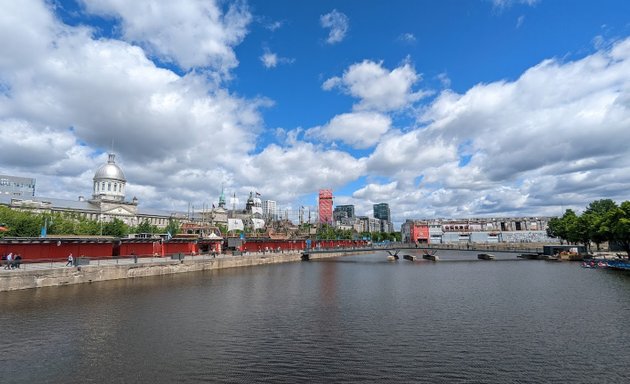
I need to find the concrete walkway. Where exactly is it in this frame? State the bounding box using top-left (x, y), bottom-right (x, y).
top-left (0, 251), bottom-right (306, 273)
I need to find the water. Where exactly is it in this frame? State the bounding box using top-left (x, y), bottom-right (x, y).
top-left (1, 250), bottom-right (629, 383)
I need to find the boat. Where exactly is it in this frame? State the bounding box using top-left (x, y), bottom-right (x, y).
top-left (477, 253), bottom-right (495, 260)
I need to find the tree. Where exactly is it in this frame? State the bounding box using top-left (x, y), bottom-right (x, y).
top-left (102, 218), bottom-right (129, 237)
top-left (165, 218), bottom-right (181, 236)
top-left (134, 220), bottom-right (157, 234)
top-left (607, 201), bottom-right (630, 256)
top-left (585, 199), bottom-right (617, 250)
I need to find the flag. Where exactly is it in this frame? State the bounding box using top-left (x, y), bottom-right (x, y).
top-left (166, 231), bottom-right (172, 241)
top-left (40, 225), bottom-right (47, 238)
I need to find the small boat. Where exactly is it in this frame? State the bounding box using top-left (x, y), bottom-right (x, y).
top-left (477, 253), bottom-right (495, 260)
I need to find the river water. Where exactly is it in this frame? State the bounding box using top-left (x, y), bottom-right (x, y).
top-left (1, 250), bottom-right (629, 383)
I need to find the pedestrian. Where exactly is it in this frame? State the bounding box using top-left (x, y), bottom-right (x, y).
top-left (14, 254), bottom-right (22, 269)
top-left (4, 252), bottom-right (13, 270)
top-left (66, 253), bottom-right (74, 267)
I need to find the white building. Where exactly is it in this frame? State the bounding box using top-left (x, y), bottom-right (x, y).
top-left (262, 199), bottom-right (277, 220)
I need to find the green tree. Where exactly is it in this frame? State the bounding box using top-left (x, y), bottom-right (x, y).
top-left (102, 218), bottom-right (129, 237)
top-left (606, 201), bottom-right (630, 256)
top-left (584, 199), bottom-right (617, 250)
top-left (134, 220), bottom-right (157, 234)
top-left (165, 218), bottom-right (181, 236)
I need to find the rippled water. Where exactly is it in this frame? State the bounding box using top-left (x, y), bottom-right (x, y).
top-left (1, 250), bottom-right (629, 383)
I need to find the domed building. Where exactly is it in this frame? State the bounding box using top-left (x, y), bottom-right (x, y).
top-left (92, 153), bottom-right (127, 202)
top-left (88, 153), bottom-right (139, 221)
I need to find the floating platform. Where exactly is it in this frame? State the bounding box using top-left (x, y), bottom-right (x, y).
top-left (403, 254), bottom-right (416, 261)
top-left (477, 253), bottom-right (495, 260)
top-left (422, 253), bottom-right (439, 261)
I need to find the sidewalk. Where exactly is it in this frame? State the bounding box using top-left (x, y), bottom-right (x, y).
top-left (0, 251), bottom-right (305, 273)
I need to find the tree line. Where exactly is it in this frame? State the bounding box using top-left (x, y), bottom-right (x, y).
top-left (546, 199), bottom-right (630, 255)
top-left (0, 206), bottom-right (180, 238)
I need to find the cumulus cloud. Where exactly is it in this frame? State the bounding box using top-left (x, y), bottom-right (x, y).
top-left (0, 0), bottom-right (261, 204)
top-left (306, 112), bottom-right (392, 149)
top-left (0, 0), bottom-right (369, 214)
top-left (320, 9), bottom-right (348, 44)
top-left (362, 37), bottom-right (630, 220)
top-left (323, 60), bottom-right (429, 112)
top-left (79, 0), bottom-right (252, 73)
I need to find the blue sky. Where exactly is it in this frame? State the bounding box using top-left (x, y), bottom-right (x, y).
top-left (1, 0), bottom-right (630, 227)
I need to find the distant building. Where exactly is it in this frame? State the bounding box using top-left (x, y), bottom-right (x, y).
top-left (318, 189), bottom-right (333, 225)
top-left (373, 203), bottom-right (392, 233)
top-left (401, 217), bottom-right (555, 244)
top-left (262, 200), bottom-right (277, 220)
top-left (333, 204), bottom-right (355, 226)
top-left (0, 175), bottom-right (36, 197)
top-left (356, 216), bottom-right (381, 233)
top-left (0, 153), bottom-right (180, 229)
top-left (335, 205), bottom-right (355, 219)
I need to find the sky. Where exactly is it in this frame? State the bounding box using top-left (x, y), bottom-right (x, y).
top-left (1, 0), bottom-right (630, 228)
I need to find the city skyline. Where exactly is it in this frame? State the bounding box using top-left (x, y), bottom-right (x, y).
top-left (1, 1), bottom-right (630, 227)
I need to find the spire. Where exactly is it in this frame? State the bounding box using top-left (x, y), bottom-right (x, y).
top-left (218, 183), bottom-right (226, 208)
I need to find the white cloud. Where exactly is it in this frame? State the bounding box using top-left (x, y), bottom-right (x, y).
top-left (516, 15), bottom-right (525, 28)
top-left (260, 48), bottom-right (294, 69)
top-left (492, 0), bottom-right (540, 9)
top-left (323, 60), bottom-right (429, 112)
top-left (397, 33), bottom-right (416, 43)
top-left (306, 112), bottom-right (392, 149)
top-left (79, 0), bottom-right (252, 73)
top-left (365, 37), bottom-right (630, 220)
top-left (260, 51), bottom-right (278, 68)
top-left (0, 0), bottom-right (263, 206)
top-left (320, 9), bottom-right (348, 44)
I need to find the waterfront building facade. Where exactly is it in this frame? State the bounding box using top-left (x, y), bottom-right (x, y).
top-left (0, 154), bottom-right (180, 229)
top-left (401, 217), bottom-right (555, 244)
top-left (0, 175), bottom-right (36, 197)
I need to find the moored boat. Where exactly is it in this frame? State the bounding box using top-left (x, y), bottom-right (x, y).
top-left (477, 253), bottom-right (495, 260)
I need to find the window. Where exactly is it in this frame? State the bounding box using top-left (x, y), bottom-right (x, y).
top-left (108, 182), bottom-right (111, 191)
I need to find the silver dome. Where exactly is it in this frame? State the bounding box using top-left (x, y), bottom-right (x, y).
top-left (94, 153), bottom-right (126, 181)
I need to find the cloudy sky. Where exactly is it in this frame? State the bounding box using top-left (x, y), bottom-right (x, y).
top-left (1, 0), bottom-right (630, 227)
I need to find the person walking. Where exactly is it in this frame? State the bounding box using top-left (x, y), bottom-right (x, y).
top-left (4, 252), bottom-right (13, 270)
top-left (66, 253), bottom-right (74, 267)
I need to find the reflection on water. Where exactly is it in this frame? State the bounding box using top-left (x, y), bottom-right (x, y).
top-left (1, 251), bottom-right (629, 383)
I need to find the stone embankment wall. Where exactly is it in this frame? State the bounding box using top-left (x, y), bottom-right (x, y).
top-left (0, 251), bottom-right (351, 292)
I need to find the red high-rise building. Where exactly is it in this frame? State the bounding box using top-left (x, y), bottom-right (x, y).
top-left (318, 189), bottom-right (333, 224)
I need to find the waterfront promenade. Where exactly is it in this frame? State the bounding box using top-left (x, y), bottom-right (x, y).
top-left (0, 248), bottom-right (368, 291)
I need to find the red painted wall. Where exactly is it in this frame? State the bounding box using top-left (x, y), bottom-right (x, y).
top-left (0, 240), bottom-right (113, 261)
